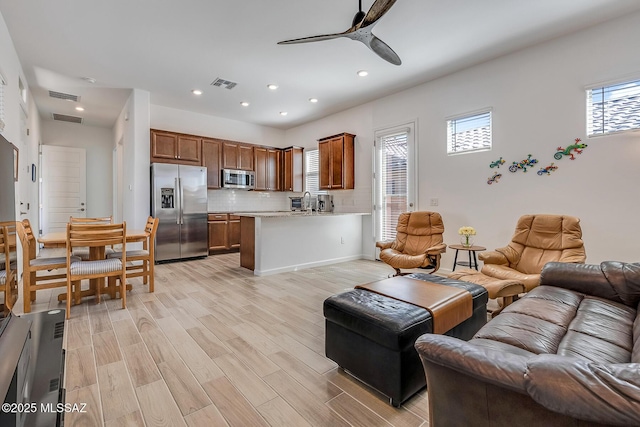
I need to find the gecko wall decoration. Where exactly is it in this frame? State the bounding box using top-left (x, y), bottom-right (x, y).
top-left (554, 138), bottom-right (588, 160)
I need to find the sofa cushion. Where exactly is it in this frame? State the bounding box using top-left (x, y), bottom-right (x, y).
top-left (633, 309), bottom-right (640, 363)
top-left (472, 285), bottom-right (636, 364)
top-left (559, 297), bottom-right (634, 363)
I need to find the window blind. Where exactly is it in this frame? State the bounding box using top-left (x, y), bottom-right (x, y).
top-left (447, 110), bottom-right (492, 154)
top-left (378, 131), bottom-right (408, 242)
top-left (587, 79), bottom-right (640, 136)
top-left (304, 149), bottom-right (326, 196)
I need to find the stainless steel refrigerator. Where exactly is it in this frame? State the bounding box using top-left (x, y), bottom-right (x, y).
top-left (151, 163), bottom-right (208, 262)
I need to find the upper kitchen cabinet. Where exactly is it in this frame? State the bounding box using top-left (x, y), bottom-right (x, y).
top-left (202, 138), bottom-right (222, 189)
top-left (254, 147), bottom-right (281, 191)
top-left (283, 146), bottom-right (303, 192)
top-left (223, 141), bottom-right (254, 171)
top-left (318, 133), bottom-right (354, 190)
top-left (150, 129), bottom-right (202, 165)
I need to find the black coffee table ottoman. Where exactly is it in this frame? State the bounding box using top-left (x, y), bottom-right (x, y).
top-left (323, 273), bottom-right (488, 406)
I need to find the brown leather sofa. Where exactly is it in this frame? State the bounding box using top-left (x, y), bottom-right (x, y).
top-left (416, 261), bottom-right (640, 426)
top-left (376, 211), bottom-right (447, 276)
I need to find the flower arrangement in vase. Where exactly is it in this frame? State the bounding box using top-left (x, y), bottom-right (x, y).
top-left (458, 226), bottom-right (476, 247)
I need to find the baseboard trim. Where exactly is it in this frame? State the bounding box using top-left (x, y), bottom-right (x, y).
top-left (253, 255), bottom-right (367, 276)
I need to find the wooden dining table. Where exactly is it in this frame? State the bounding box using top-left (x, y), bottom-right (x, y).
top-left (39, 229), bottom-right (149, 248)
top-left (38, 229), bottom-right (149, 302)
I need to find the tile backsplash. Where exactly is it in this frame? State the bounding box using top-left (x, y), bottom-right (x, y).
top-left (208, 189), bottom-right (290, 212)
top-left (207, 187), bottom-right (373, 214)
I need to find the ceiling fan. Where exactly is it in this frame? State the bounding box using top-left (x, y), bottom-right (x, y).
top-left (277, 0), bottom-right (401, 66)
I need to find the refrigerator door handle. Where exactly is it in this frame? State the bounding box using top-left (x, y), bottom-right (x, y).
top-left (179, 177), bottom-right (184, 225)
top-left (175, 177), bottom-right (180, 225)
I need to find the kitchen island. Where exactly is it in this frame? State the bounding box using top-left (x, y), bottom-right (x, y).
top-left (238, 212), bottom-right (370, 276)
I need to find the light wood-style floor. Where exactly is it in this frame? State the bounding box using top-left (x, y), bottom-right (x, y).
top-left (13, 253), bottom-right (430, 427)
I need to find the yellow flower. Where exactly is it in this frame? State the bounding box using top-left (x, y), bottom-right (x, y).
top-left (458, 226), bottom-right (476, 236)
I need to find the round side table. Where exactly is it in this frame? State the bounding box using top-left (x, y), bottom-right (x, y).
top-left (448, 244), bottom-right (486, 271)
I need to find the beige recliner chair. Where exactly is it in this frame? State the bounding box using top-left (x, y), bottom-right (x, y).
top-left (376, 211), bottom-right (447, 276)
top-left (449, 214), bottom-right (586, 311)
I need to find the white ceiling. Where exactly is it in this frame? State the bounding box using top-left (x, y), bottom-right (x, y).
top-left (2, 0), bottom-right (640, 130)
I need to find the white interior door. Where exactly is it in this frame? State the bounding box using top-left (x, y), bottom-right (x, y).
top-left (41, 145), bottom-right (86, 234)
top-left (374, 122), bottom-right (417, 246)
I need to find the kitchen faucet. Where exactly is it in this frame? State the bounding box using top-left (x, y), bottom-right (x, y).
top-left (303, 191), bottom-right (312, 214)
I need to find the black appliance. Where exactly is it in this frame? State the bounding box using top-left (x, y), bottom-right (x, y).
top-left (0, 310), bottom-right (65, 427)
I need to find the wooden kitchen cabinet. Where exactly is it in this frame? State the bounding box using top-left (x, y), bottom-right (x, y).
top-left (283, 146), bottom-right (303, 192)
top-left (150, 129), bottom-right (201, 165)
top-left (223, 141), bottom-right (254, 171)
top-left (202, 138), bottom-right (222, 189)
top-left (228, 215), bottom-right (241, 249)
top-left (208, 214), bottom-right (228, 252)
top-left (318, 133), bottom-right (355, 190)
top-left (254, 147), bottom-right (281, 191)
top-left (208, 213), bottom-right (241, 252)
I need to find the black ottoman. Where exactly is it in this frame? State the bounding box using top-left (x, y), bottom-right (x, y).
top-left (323, 273), bottom-right (488, 406)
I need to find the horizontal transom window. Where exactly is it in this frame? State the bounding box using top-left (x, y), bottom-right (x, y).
top-left (447, 110), bottom-right (492, 154)
top-left (587, 79), bottom-right (640, 137)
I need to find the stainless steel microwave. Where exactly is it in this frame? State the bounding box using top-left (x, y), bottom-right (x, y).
top-left (222, 169), bottom-right (255, 190)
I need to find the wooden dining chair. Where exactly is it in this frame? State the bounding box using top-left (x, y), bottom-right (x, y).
top-left (66, 222), bottom-right (127, 319)
top-left (0, 222), bottom-right (18, 313)
top-left (17, 219), bottom-right (81, 313)
top-left (69, 216), bottom-right (115, 260)
top-left (108, 216), bottom-right (159, 295)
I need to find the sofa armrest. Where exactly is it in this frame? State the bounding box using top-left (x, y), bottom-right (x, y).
top-left (541, 261), bottom-right (640, 307)
top-left (415, 334), bottom-right (529, 394)
top-left (478, 250), bottom-right (509, 265)
top-left (525, 354), bottom-right (640, 426)
top-left (426, 243), bottom-right (447, 255)
top-left (376, 240), bottom-right (394, 250)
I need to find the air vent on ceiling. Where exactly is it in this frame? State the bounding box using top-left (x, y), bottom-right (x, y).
top-left (52, 113), bottom-right (83, 124)
top-left (48, 90), bottom-right (80, 102)
top-left (211, 78), bottom-right (237, 90)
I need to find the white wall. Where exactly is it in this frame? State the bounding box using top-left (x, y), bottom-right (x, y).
top-left (114, 89), bottom-right (150, 230)
top-left (285, 11), bottom-right (640, 268)
top-left (42, 121), bottom-right (114, 217)
top-left (151, 104), bottom-right (286, 147)
top-left (0, 11), bottom-right (41, 230)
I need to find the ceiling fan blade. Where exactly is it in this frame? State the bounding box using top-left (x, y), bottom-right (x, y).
top-left (362, 0), bottom-right (398, 27)
top-left (367, 34), bottom-right (401, 65)
top-left (278, 32), bottom-right (346, 45)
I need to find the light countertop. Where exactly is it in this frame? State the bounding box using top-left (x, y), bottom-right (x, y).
top-left (233, 211), bottom-right (370, 218)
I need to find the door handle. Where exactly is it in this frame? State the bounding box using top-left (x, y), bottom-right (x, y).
top-left (179, 177), bottom-right (184, 225)
top-left (175, 178), bottom-right (180, 225)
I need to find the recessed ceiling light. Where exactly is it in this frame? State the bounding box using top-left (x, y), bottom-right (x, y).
top-left (192, 89), bottom-right (203, 95)
top-left (267, 84), bottom-right (279, 90)
top-left (279, 111), bottom-right (288, 116)
top-left (309, 98), bottom-right (318, 103)
top-left (240, 101), bottom-right (250, 107)
top-left (81, 77), bottom-right (96, 84)
top-left (357, 70), bottom-right (369, 77)
top-left (75, 106), bottom-right (85, 111)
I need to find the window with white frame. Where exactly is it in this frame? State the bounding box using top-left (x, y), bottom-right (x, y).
top-left (587, 79), bottom-right (640, 137)
top-left (304, 149), bottom-right (326, 196)
top-left (446, 110), bottom-right (492, 154)
top-left (0, 72), bottom-right (6, 132)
